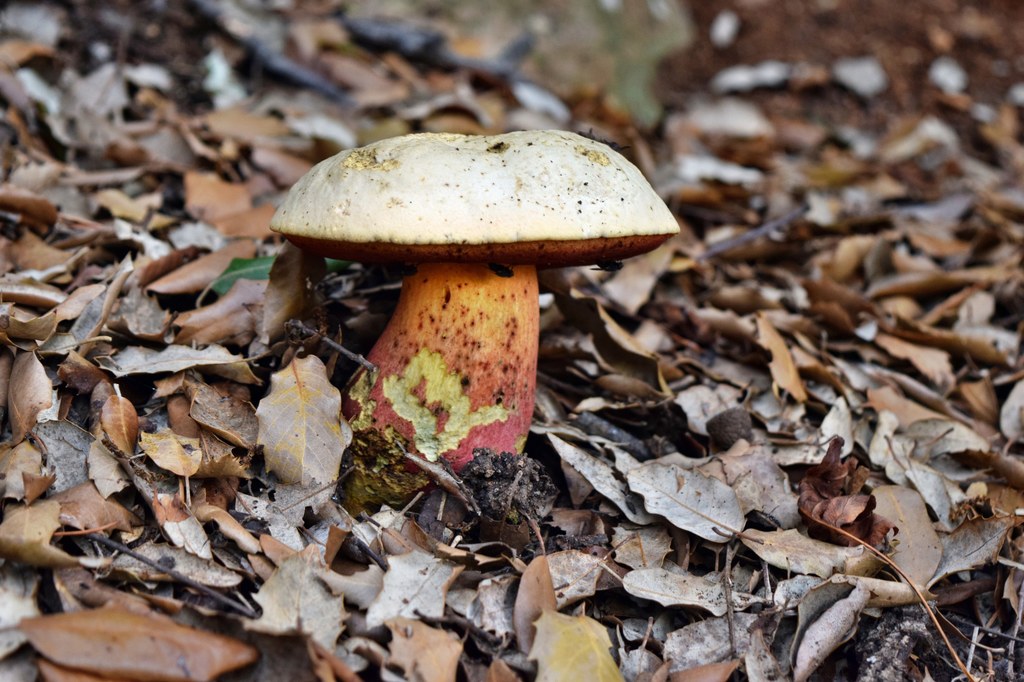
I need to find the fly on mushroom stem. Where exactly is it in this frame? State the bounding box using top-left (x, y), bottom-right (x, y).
top-left (270, 130), bottom-right (679, 510)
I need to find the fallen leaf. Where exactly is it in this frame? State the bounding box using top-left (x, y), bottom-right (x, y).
top-left (798, 438), bottom-right (895, 547)
top-left (96, 344), bottom-right (258, 383)
top-left (100, 394), bottom-right (138, 456)
top-left (793, 580), bottom-right (870, 682)
top-left (147, 239), bottom-right (257, 294)
top-left (256, 355), bottom-right (350, 485)
top-left (248, 547), bottom-right (346, 649)
top-left (740, 528), bottom-right (877, 578)
top-left (626, 460), bottom-right (744, 542)
top-left (8, 350), bottom-right (52, 442)
top-left (1000, 379), bottom-right (1024, 442)
top-left (528, 610), bottom-right (621, 682)
top-left (387, 617), bottom-right (463, 682)
top-left (366, 550), bottom-right (463, 628)
top-left (663, 614), bottom-right (757, 672)
top-left (755, 312), bottom-right (807, 402)
top-left (186, 379), bottom-right (258, 448)
top-left (139, 430), bottom-right (201, 477)
top-left (0, 500), bottom-right (80, 568)
top-left (622, 567), bottom-right (760, 616)
top-left (20, 606), bottom-right (258, 681)
top-left (548, 434), bottom-right (653, 525)
top-left (174, 278), bottom-right (267, 346)
top-left (51, 482), bottom-right (138, 532)
top-left (870, 486), bottom-right (941, 586)
top-left (513, 554), bottom-right (557, 654)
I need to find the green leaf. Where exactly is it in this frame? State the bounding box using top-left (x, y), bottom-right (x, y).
top-left (210, 256), bottom-right (276, 296)
top-left (210, 256), bottom-right (349, 296)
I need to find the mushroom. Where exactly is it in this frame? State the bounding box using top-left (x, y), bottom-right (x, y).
top-left (271, 130), bottom-right (678, 509)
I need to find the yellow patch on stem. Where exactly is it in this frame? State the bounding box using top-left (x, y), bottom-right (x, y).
top-left (382, 348), bottom-right (510, 461)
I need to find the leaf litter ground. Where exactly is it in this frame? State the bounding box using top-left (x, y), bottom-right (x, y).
top-left (1, 1), bottom-right (1024, 680)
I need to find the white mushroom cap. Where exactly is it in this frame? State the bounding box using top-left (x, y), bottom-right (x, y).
top-left (270, 130), bottom-right (678, 266)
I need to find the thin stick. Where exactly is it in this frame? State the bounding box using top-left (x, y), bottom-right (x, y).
top-left (698, 203), bottom-right (809, 261)
top-left (287, 320), bottom-right (377, 372)
top-left (87, 533), bottom-right (259, 619)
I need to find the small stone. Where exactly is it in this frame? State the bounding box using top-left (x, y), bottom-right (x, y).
top-left (709, 10), bottom-right (740, 49)
top-left (929, 56), bottom-right (968, 93)
top-left (711, 61), bottom-right (791, 93)
top-left (706, 407), bottom-right (753, 450)
top-left (832, 56), bottom-right (888, 98)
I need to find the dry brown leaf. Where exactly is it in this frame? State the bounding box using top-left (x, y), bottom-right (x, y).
top-left (51, 482), bottom-right (138, 532)
top-left (256, 355), bottom-right (349, 485)
top-left (527, 610), bottom-right (621, 682)
top-left (740, 529), bottom-right (877, 578)
top-left (97, 344), bottom-right (260, 384)
top-left (8, 350), bottom-right (52, 442)
top-left (0, 440), bottom-right (43, 501)
top-left (260, 243), bottom-right (325, 343)
top-left (174, 278), bottom-right (267, 346)
top-left (513, 554), bottom-right (557, 654)
top-left (248, 547), bottom-right (346, 649)
top-left (387, 617), bottom-right (463, 682)
top-left (870, 485), bottom-right (941, 586)
top-left (671, 660), bottom-right (740, 682)
top-left (874, 332), bottom-right (955, 392)
top-left (864, 385), bottom-right (947, 427)
top-left (1000, 379), bottom-right (1024, 442)
top-left (20, 606), bottom-right (258, 681)
top-left (186, 379), bottom-right (258, 448)
top-left (147, 239), bottom-right (257, 294)
top-left (755, 312), bottom-right (807, 402)
top-left (622, 567), bottom-right (759, 616)
top-left (798, 438), bottom-right (895, 548)
top-left (184, 171), bottom-right (252, 223)
top-left (100, 394), bottom-right (138, 456)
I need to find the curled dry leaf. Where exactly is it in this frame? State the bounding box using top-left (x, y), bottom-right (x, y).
top-left (0, 500), bottom-right (81, 568)
top-left (174, 278), bottom-right (267, 347)
top-left (527, 610), bottom-right (621, 682)
top-left (797, 438), bottom-right (895, 547)
top-left (793, 581), bottom-right (870, 682)
top-left (256, 354), bottom-right (350, 485)
top-left (1000, 379), bottom-right (1024, 442)
top-left (755, 312), bottom-right (807, 402)
top-left (19, 605), bottom-right (258, 681)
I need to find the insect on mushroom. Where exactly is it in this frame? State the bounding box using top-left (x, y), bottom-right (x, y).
top-left (270, 130), bottom-right (679, 510)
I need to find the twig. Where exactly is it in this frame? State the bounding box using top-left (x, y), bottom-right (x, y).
top-left (287, 320), bottom-right (377, 372)
top-left (87, 533), bottom-right (259, 619)
top-left (398, 445), bottom-right (480, 515)
top-left (698, 203), bottom-right (809, 261)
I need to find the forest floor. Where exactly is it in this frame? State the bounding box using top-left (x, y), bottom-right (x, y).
top-left (2, 1), bottom-right (1024, 681)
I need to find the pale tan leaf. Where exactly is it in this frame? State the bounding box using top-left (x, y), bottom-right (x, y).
top-left (248, 547), bottom-right (346, 649)
top-left (930, 515), bottom-right (1015, 586)
top-left (256, 355), bottom-right (350, 485)
top-left (20, 605), bottom-right (258, 681)
top-left (874, 332), bottom-right (955, 392)
top-left (755, 312), bottom-right (807, 402)
top-left (96, 344), bottom-right (259, 384)
top-left (147, 239), bottom-right (257, 294)
top-left (528, 610), bottom-right (622, 682)
top-left (8, 351), bottom-right (52, 442)
top-left (611, 524), bottom-right (672, 570)
top-left (547, 434), bottom-right (654, 524)
top-left (664, 614), bottom-right (757, 672)
top-left (0, 440), bottom-right (43, 501)
top-left (793, 581), bottom-right (870, 682)
top-left (740, 529), bottom-right (878, 578)
top-left (186, 379), bottom-right (258, 448)
top-left (387, 617), bottom-right (463, 682)
top-left (622, 567), bottom-right (760, 616)
top-left (366, 550), bottom-right (463, 628)
top-left (1000, 379), bottom-right (1024, 442)
top-left (626, 461), bottom-right (744, 542)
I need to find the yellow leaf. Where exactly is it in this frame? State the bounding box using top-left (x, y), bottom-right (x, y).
top-left (256, 355), bottom-right (350, 484)
top-left (528, 610), bottom-right (622, 682)
top-left (139, 430), bottom-right (201, 477)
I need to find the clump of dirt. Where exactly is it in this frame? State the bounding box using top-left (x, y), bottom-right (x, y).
top-left (461, 449), bottom-right (558, 524)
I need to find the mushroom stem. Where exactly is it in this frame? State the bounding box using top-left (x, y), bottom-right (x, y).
top-left (342, 262), bottom-right (539, 509)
